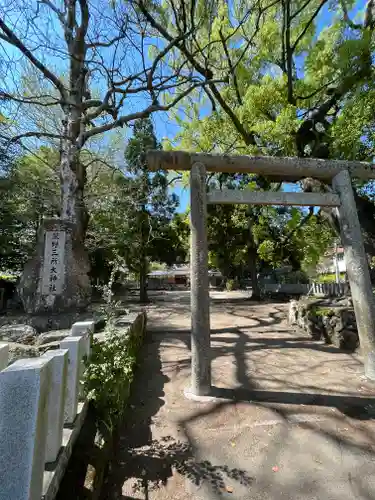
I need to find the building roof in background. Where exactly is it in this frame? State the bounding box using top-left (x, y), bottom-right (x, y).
top-left (148, 267), bottom-right (222, 278)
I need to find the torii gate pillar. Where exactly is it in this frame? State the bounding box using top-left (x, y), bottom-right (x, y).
top-left (187, 162), bottom-right (211, 396)
top-left (333, 170), bottom-right (375, 379)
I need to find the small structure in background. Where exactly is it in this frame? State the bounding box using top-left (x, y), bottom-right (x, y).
top-left (147, 266), bottom-right (222, 289)
top-left (318, 245), bottom-right (346, 277)
top-left (148, 149), bottom-right (375, 395)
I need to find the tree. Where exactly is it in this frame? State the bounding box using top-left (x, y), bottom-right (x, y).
top-left (124, 118), bottom-right (178, 302)
top-left (0, 146), bottom-right (60, 270)
top-left (0, 0), bottom-right (228, 239)
top-left (151, 0), bottom-right (375, 252)
top-left (0, 0), bottom-right (230, 310)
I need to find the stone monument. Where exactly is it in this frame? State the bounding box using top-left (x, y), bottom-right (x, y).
top-left (18, 219), bottom-right (91, 321)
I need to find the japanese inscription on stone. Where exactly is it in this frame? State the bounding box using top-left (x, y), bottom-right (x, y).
top-left (41, 231), bottom-right (66, 295)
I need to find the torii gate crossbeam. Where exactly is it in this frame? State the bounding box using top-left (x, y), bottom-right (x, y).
top-left (147, 150), bottom-right (375, 398)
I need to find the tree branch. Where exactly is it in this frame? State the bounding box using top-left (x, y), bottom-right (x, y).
top-left (0, 19), bottom-right (67, 100)
top-left (219, 28), bottom-right (242, 105)
top-left (1, 131), bottom-right (64, 143)
top-left (81, 79), bottom-right (221, 144)
top-left (292, 0), bottom-right (328, 51)
top-left (0, 91), bottom-right (61, 107)
top-left (340, 0), bottom-right (363, 29)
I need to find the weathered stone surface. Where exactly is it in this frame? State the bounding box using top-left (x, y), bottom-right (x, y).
top-left (71, 320), bottom-right (95, 337)
top-left (0, 357), bottom-right (51, 500)
top-left (42, 349), bottom-right (69, 463)
top-left (36, 330), bottom-right (70, 346)
top-left (60, 335), bottom-right (85, 424)
top-left (333, 169), bottom-right (375, 373)
top-left (42, 402), bottom-right (88, 500)
top-left (0, 343), bottom-right (9, 370)
top-left (289, 298), bottom-right (359, 352)
top-left (38, 341), bottom-right (63, 354)
top-left (18, 219), bottom-right (91, 315)
top-left (190, 162), bottom-right (211, 396)
top-left (28, 314), bottom-right (83, 332)
top-left (0, 323), bottom-right (37, 344)
top-left (8, 342), bottom-right (39, 364)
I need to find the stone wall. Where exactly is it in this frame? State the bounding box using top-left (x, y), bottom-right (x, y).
top-left (0, 312), bottom-right (146, 500)
top-left (289, 299), bottom-right (358, 351)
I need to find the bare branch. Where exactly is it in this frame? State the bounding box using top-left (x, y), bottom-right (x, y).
top-left (1, 131), bottom-right (64, 143)
top-left (81, 79), bottom-right (221, 144)
top-left (37, 0), bottom-right (66, 26)
top-left (219, 28), bottom-right (242, 105)
top-left (147, 29), bottom-right (195, 102)
top-left (87, 36), bottom-right (122, 49)
top-left (0, 91), bottom-right (61, 107)
top-left (0, 19), bottom-right (67, 100)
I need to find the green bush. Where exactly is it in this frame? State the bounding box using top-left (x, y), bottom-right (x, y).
top-left (316, 273), bottom-right (346, 283)
top-left (226, 278), bottom-right (239, 291)
top-left (83, 312), bottom-right (146, 434)
top-left (0, 273), bottom-right (18, 282)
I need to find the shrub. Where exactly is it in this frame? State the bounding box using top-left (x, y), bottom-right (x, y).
top-left (83, 313), bottom-right (146, 434)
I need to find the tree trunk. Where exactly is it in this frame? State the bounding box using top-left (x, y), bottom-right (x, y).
top-left (247, 212), bottom-right (261, 300)
top-left (248, 247), bottom-right (261, 300)
top-left (139, 254), bottom-right (148, 303)
top-left (59, 94), bottom-right (88, 242)
top-left (139, 207), bottom-right (149, 303)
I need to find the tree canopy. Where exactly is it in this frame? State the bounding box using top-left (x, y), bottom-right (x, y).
top-left (0, 0), bottom-right (374, 295)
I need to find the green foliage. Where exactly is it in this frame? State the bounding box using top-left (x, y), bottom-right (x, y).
top-left (225, 278), bottom-right (238, 291)
top-left (83, 316), bottom-right (146, 433)
top-left (86, 119), bottom-right (184, 290)
top-left (0, 146), bottom-right (59, 270)
top-left (84, 264), bottom-right (146, 433)
top-left (316, 273), bottom-right (346, 283)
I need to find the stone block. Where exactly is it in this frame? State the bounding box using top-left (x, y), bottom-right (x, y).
top-left (0, 323), bottom-right (37, 344)
top-left (70, 321), bottom-right (93, 366)
top-left (0, 343), bottom-right (9, 370)
top-left (71, 320), bottom-right (95, 336)
top-left (60, 336), bottom-right (85, 424)
top-left (36, 329), bottom-right (70, 346)
top-left (8, 342), bottom-right (39, 364)
top-left (42, 349), bottom-right (69, 463)
top-left (18, 219), bottom-right (91, 315)
top-left (0, 357), bottom-right (51, 500)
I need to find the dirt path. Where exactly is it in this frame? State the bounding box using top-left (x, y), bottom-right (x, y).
top-left (101, 292), bottom-right (375, 500)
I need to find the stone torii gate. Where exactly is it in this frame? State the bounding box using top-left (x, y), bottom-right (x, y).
top-left (148, 150), bottom-right (375, 397)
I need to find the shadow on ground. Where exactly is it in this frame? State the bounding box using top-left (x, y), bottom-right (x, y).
top-left (100, 298), bottom-right (375, 499)
top-left (100, 329), bottom-right (254, 500)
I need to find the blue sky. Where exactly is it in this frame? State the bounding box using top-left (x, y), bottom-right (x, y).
top-left (0, 0), bottom-right (368, 214)
top-left (155, 0), bottom-right (368, 213)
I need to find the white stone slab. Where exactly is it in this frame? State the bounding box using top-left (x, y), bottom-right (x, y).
top-left (71, 320), bottom-right (95, 337)
top-left (0, 357), bottom-right (51, 500)
top-left (70, 321), bottom-right (93, 362)
top-left (42, 402), bottom-right (89, 500)
top-left (0, 342), bottom-right (9, 370)
top-left (41, 230), bottom-right (66, 295)
top-left (60, 336), bottom-right (85, 424)
top-left (42, 349), bottom-right (69, 463)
